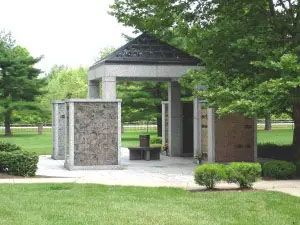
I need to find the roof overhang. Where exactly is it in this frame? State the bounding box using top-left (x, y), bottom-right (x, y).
top-left (88, 33), bottom-right (204, 81)
top-left (88, 63), bottom-right (203, 81)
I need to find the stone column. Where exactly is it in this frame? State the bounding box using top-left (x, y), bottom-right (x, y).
top-left (88, 80), bottom-right (100, 99)
top-left (102, 76), bottom-right (117, 100)
top-left (193, 98), bottom-right (201, 159)
top-left (161, 101), bottom-right (168, 148)
top-left (254, 118), bottom-right (258, 161)
top-left (168, 81), bottom-right (183, 157)
top-left (52, 101), bottom-right (65, 160)
top-left (207, 108), bottom-right (215, 162)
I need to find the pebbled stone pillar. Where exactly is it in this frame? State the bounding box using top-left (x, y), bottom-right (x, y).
top-left (64, 99), bottom-right (121, 170)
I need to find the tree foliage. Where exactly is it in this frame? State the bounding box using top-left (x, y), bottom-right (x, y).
top-left (0, 31), bottom-right (45, 135)
top-left (40, 64), bottom-right (167, 130)
top-left (111, 0), bottom-right (300, 158)
top-left (41, 65), bottom-right (88, 102)
top-left (118, 81), bottom-right (167, 121)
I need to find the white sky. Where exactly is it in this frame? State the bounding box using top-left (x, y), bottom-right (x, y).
top-left (0, 0), bottom-right (135, 73)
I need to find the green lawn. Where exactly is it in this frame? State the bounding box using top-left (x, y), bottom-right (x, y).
top-left (0, 131), bottom-right (52, 155)
top-left (121, 129), bottom-right (158, 147)
top-left (257, 128), bottom-right (293, 145)
top-left (0, 128), bottom-right (293, 155)
top-left (0, 184), bottom-right (298, 225)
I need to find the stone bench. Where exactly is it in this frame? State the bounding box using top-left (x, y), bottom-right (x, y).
top-left (129, 147), bottom-right (161, 161)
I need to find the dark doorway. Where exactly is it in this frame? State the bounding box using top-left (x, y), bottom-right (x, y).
top-left (182, 102), bottom-right (194, 156)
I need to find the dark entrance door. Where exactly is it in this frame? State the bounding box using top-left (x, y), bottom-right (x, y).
top-left (182, 102), bottom-right (193, 156)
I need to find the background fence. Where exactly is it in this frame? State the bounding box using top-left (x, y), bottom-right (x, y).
top-left (0, 120), bottom-right (294, 135)
top-left (0, 125), bottom-right (52, 135)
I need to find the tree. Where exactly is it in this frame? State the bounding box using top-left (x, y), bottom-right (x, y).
top-left (0, 31), bottom-right (45, 135)
top-left (94, 47), bottom-right (116, 62)
top-left (264, 115), bottom-right (272, 131)
top-left (118, 81), bottom-right (167, 135)
top-left (40, 65), bottom-right (88, 105)
top-left (111, 0), bottom-right (300, 159)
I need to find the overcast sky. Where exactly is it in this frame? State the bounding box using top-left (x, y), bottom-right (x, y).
top-left (0, 0), bottom-right (135, 73)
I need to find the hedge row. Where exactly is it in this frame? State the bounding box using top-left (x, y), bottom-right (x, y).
top-left (194, 162), bottom-right (261, 189)
top-left (195, 160), bottom-right (299, 190)
top-left (0, 142), bottom-right (38, 177)
top-left (262, 160), bottom-right (296, 179)
top-left (296, 161), bottom-right (300, 177)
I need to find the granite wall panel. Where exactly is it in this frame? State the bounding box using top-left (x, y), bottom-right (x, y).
top-left (64, 100), bottom-right (120, 169)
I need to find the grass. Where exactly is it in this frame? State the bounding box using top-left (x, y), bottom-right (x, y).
top-left (0, 184), bottom-right (299, 225)
top-left (121, 128), bottom-right (158, 147)
top-left (0, 127), bottom-right (293, 155)
top-left (0, 131), bottom-right (52, 155)
top-left (0, 128), bottom-right (159, 155)
top-left (257, 128), bottom-right (293, 145)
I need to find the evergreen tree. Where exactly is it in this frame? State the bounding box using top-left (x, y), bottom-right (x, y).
top-left (118, 81), bottom-right (167, 135)
top-left (0, 31), bottom-right (45, 135)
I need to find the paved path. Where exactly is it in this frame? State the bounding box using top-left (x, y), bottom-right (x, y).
top-left (0, 148), bottom-right (299, 197)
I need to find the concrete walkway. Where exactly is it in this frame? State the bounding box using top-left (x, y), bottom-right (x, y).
top-left (0, 148), bottom-right (299, 197)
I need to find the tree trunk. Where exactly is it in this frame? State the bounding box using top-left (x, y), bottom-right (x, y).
top-left (4, 110), bottom-right (12, 136)
top-left (157, 116), bottom-right (162, 137)
top-left (264, 114), bottom-right (272, 131)
top-left (292, 103), bottom-right (300, 160)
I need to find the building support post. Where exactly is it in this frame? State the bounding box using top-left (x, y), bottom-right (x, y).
top-left (102, 76), bottom-right (117, 100)
top-left (168, 81), bottom-right (183, 156)
top-left (207, 108), bottom-right (215, 162)
top-left (88, 80), bottom-right (100, 99)
top-left (193, 98), bottom-right (202, 161)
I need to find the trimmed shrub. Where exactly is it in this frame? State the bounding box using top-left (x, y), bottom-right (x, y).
top-left (0, 142), bottom-right (21, 152)
top-left (0, 151), bottom-right (38, 177)
top-left (295, 161), bottom-right (300, 177)
top-left (194, 164), bottom-right (226, 189)
top-left (150, 137), bottom-right (162, 145)
top-left (257, 144), bottom-right (295, 161)
top-left (262, 160), bottom-right (296, 179)
top-left (226, 163), bottom-right (261, 188)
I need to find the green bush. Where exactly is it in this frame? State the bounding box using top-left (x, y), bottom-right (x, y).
top-left (0, 142), bottom-right (21, 152)
top-left (0, 142), bottom-right (38, 177)
top-left (295, 161), bottom-right (300, 177)
top-left (226, 163), bottom-right (261, 188)
top-left (150, 137), bottom-right (162, 145)
top-left (0, 151), bottom-right (38, 177)
top-left (194, 164), bottom-right (226, 189)
top-left (257, 144), bottom-right (295, 161)
top-left (262, 160), bottom-right (296, 179)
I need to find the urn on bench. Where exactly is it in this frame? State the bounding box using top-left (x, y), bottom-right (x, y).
top-left (129, 135), bottom-right (160, 160)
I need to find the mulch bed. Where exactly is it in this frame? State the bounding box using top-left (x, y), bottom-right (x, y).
top-left (189, 188), bottom-right (260, 193)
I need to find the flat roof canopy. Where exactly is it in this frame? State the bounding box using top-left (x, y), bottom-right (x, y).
top-left (88, 33), bottom-right (203, 81)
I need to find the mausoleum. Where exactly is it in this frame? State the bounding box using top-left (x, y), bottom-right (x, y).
top-left (52, 33), bottom-right (257, 170)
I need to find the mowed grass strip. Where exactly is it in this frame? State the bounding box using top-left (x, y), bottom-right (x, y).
top-left (257, 128), bottom-right (293, 145)
top-left (0, 131), bottom-right (52, 155)
top-left (0, 184), bottom-right (299, 225)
